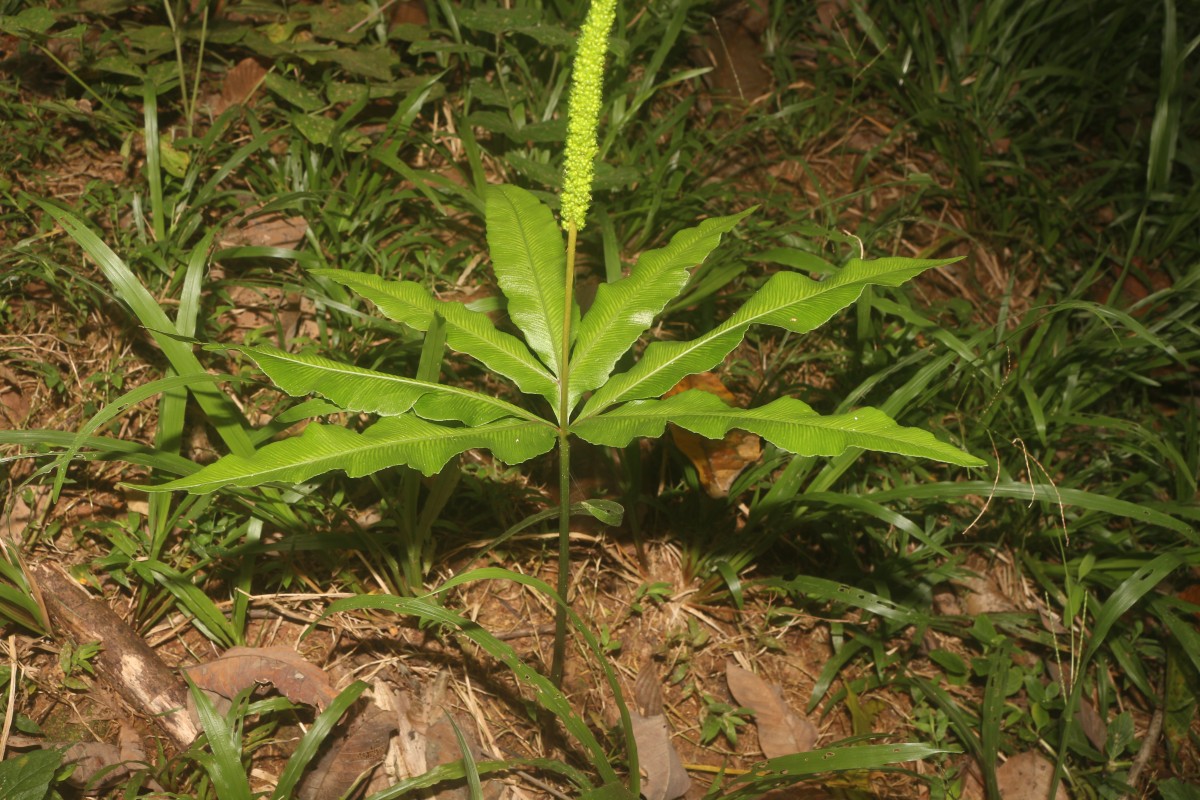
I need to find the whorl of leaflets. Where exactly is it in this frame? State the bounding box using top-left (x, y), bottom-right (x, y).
top-left (559, 0), bottom-right (617, 231)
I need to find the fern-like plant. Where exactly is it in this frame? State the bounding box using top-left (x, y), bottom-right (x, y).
top-left (145, 0), bottom-right (983, 687)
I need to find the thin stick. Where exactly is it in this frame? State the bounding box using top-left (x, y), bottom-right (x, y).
top-left (1124, 706), bottom-right (1163, 797)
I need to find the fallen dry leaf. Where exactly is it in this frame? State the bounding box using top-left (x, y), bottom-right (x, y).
top-left (185, 646), bottom-right (338, 710)
top-left (630, 712), bottom-right (691, 800)
top-left (631, 663), bottom-right (691, 800)
top-left (219, 207), bottom-right (308, 250)
top-left (62, 741), bottom-right (128, 789)
top-left (1, 485), bottom-right (49, 542)
top-left (956, 756), bottom-right (986, 800)
top-left (663, 373), bottom-right (761, 498)
top-left (297, 704), bottom-right (398, 800)
top-left (1045, 661), bottom-right (1107, 752)
top-left (7, 732), bottom-right (145, 790)
top-left (995, 751), bottom-right (1070, 799)
top-left (389, 0), bottom-right (428, 27)
top-left (211, 57), bottom-right (266, 114)
top-left (726, 663), bottom-right (817, 759)
top-left (0, 363), bottom-right (30, 426)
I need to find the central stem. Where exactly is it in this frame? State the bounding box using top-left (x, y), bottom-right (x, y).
top-left (551, 222), bottom-right (579, 688)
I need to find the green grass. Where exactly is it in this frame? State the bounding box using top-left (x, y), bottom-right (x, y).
top-left (1, 0), bottom-right (1197, 798)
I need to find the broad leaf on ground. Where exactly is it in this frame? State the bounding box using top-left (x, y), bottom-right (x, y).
top-left (726, 664), bottom-right (818, 759)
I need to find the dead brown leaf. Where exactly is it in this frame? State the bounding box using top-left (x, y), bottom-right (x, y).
top-left (62, 741), bottom-right (128, 789)
top-left (662, 373), bottom-right (761, 498)
top-left (185, 646), bottom-right (338, 710)
top-left (212, 57), bottom-right (266, 114)
top-left (220, 208), bottom-right (308, 250)
top-left (630, 663), bottom-right (690, 800)
top-left (630, 712), bottom-right (692, 800)
top-left (8, 732), bottom-right (144, 790)
top-left (0, 363), bottom-right (30, 426)
top-left (1045, 661), bottom-right (1107, 752)
top-left (956, 756), bottom-right (986, 800)
top-left (726, 663), bottom-right (817, 759)
top-left (995, 751), bottom-right (1070, 799)
top-left (1, 485), bottom-right (49, 542)
top-left (297, 705), bottom-right (398, 800)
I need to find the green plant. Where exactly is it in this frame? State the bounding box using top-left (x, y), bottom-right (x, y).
top-left (134, 8), bottom-right (982, 686)
top-left (700, 693), bottom-right (754, 748)
top-left (58, 640), bottom-right (101, 692)
top-left (13, 1), bottom-right (1003, 795)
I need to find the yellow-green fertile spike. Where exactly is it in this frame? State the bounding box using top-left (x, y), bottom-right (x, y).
top-left (560, 0), bottom-right (617, 231)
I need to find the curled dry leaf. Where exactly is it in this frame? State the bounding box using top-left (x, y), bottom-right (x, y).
top-left (219, 207), bottom-right (308, 250)
top-left (8, 730), bottom-right (145, 790)
top-left (1045, 661), bottom-right (1107, 752)
top-left (297, 704), bottom-right (398, 800)
top-left (630, 662), bottom-right (691, 800)
top-left (630, 712), bottom-right (692, 800)
top-left (61, 741), bottom-right (127, 789)
top-left (1, 485), bottom-right (49, 542)
top-left (185, 646), bottom-right (338, 710)
top-left (212, 57), bottom-right (266, 114)
top-left (957, 554), bottom-right (1024, 616)
top-left (663, 373), bottom-right (761, 498)
top-left (956, 756), bottom-right (986, 800)
top-left (995, 751), bottom-right (1070, 799)
top-left (0, 363), bottom-right (30, 427)
top-left (726, 663), bottom-right (817, 759)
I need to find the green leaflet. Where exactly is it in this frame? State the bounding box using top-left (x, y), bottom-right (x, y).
top-left (485, 184), bottom-right (570, 376)
top-left (568, 208), bottom-right (754, 409)
top-left (580, 256), bottom-right (960, 418)
top-left (146, 415), bottom-right (557, 493)
top-left (571, 390), bottom-right (983, 467)
top-left (238, 344), bottom-right (536, 426)
top-left (311, 269), bottom-right (557, 401)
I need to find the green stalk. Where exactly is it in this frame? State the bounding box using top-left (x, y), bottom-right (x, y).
top-left (551, 0), bottom-right (615, 687)
top-left (551, 222), bottom-right (579, 687)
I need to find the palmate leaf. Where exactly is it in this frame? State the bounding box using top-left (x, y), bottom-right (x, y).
top-left (311, 269), bottom-right (557, 401)
top-left (567, 208), bottom-right (754, 409)
top-left (571, 390), bottom-right (983, 467)
top-left (579, 256), bottom-right (960, 418)
top-left (147, 415), bottom-right (557, 493)
top-left (236, 344), bottom-right (537, 426)
top-left (485, 184), bottom-right (570, 376)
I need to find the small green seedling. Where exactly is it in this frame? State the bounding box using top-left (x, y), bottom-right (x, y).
top-left (700, 693), bottom-right (754, 748)
top-left (59, 640), bottom-right (101, 691)
top-left (631, 581), bottom-right (673, 614)
top-left (140, 0), bottom-right (983, 687)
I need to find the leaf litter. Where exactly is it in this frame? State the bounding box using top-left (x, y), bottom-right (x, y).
top-left (725, 663), bottom-right (818, 759)
top-left (631, 660), bottom-right (691, 800)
